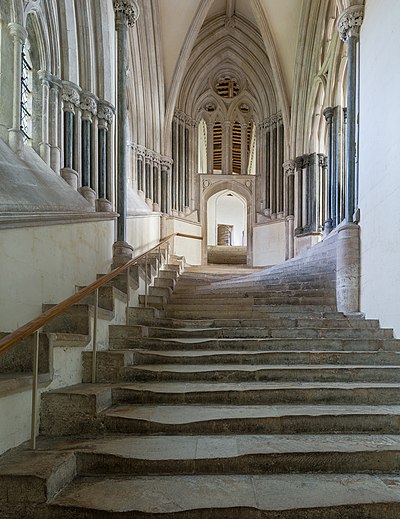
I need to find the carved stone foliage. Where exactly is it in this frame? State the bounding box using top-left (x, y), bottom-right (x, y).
top-left (80, 93), bottom-right (97, 116)
top-left (98, 103), bottom-right (114, 124)
top-left (113, 0), bottom-right (140, 27)
top-left (62, 84), bottom-right (80, 111)
top-left (338, 5), bottom-right (364, 41)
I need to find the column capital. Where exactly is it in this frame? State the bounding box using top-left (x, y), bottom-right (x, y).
top-left (161, 157), bottom-right (173, 171)
top-left (113, 0), bottom-right (140, 28)
top-left (283, 160), bottom-right (296, 175)
top-left (145, 150), bottom-right (154, 164)
top-left (80, 92), bottom-right (98, 121)
top-left (98, 101), bottom-right (115, 125)
top-left (8, 22), bottom-right (27, 43)
top-left (338, 5), bottom-right (364, 41)
top-left (323, 106), bottom-right (335, 123)
top-left (318, 153), bottom-right (328, 168)
top-left (62, 81), bottom-right (81, 113)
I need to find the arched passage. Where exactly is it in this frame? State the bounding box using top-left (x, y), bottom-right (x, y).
top-left (201, 179), bottom-right (254, 265)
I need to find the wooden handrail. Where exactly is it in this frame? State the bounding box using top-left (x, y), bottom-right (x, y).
top-left (0, 232), bottom-right (202, 355)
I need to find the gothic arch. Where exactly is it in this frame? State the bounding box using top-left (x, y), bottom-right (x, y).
top-left (200, 179), bottom-right (254, 264)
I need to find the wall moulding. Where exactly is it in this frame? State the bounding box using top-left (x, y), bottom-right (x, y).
top-left (0, 211), bottom-right (117, 230)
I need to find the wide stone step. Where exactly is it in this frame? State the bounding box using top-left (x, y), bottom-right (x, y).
top-left (144, 327), bottom-right (391, 340)
top-left (109, 337), bottom-right (399, 352)
top-left (165, 307), bottom-right (336, 319)
top-left (50, 473), bottom-right (400, 518)
top-left (113, 381), bottom-right (400, 405)
top-left (68, 434), bottom-right (400, 476)
top-left (170, 288), bottom-right (335, 299)
top-left (103, 404), bottom-right (400, 435)
top-left (173, 282), bottom-right (335, 294)
top-left (121, 364), bottom-right (400, 383)
top-left (130, 349), bottom-right (400, 366)
top-left (127, 316), bottom-right (381, 330)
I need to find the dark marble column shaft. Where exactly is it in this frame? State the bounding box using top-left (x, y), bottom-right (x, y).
top-left (98, 126), bottom-right (107, 198)
top-left (64, 110), bottom-right (74, 169)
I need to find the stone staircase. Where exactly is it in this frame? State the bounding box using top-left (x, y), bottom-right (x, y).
top-left (2, 245), bottom-right (400, 517)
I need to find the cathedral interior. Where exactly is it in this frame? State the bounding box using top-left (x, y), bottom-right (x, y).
top-left (1, 0), bottom-right (400, 516)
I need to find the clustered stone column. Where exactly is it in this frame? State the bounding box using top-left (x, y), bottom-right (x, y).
top-left (172, 110), bottom-right (196, 216)
top-left (323, 105), bottom-right (346, 233)
top-left (258, 113), bottom-right (285, 220)
top-left (335, 4), bottom-right (364, 315)
top-left (338, 5), bottom-right (364, 224)
top-left (80, 92), bottom-right (97, 207)
top-left (60, 81), bottom-right (115, 210)
top-left (61, 82), bottom-right (80, 190)
top-left (294, 153), bottom-right (327, 235)
top-left (113, 0), bottom-right (139, 258)
top-left (284, 160), bottom-right (296, 259)
top-left (97, 102), bottom-right (114, 211)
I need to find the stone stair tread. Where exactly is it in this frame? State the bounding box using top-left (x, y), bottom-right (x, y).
top-left (0, 449), bottom-right (74, 478)
top-left (35, 433), bottom-right (400, 460)
top-left (49, 474), bottom-right (400, 516)
top-left (127, 363), bottom-right (400, 372)
top-left (117, 381), bottom-right (400, 393)
top-left (131, 349), bottom-right (399, 359)
top-left (104, 404), bottom-right (400, 424)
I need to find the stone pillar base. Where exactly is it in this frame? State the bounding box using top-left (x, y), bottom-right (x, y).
top-left (79, 186), bottom-right (96, 208)
top-left (39, 142), bottom-right (51, 166)
top-left (61, 167), bottom-right (79, 190)
top-left (145, 198), bottom-right (153, 210)
top-left (96, 198), bottom-right (113, 212)
top-left (113, 240), bottom-right (134, 267)
top-left (323, 219), bottom-right (333, 238)
top-left (263, 208), bottom-right (271, 219)
top-left (138, 190), bottom-right (145, 200)
top-left (153, 202), bottom-right (160, 212)
top-left (160, 214), bottom-right (168, 239)
top-left (171, 209), bottom-right (178, 217)
top-left (336, 223), bottom-right (360, 315)
top-left (8, 128), bottom-right (24, 156)
top-left (287, 216), bottom-right (295, 259)
top-left (184, 206), bottom-right (191, 216)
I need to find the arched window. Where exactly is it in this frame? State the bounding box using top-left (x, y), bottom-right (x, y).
top-left (20, 42), bottom-right (33, 143)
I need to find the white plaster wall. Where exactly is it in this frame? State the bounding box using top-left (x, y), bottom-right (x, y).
top-left (207, 191), bottom-right (247, 246)
top-left (167, 217), bottom-right (202, 265)
top-left (126, 214), bottom-right (161, 256)
top-left (0, 219), bottom-right (114, 332)
top-left (253, 221), bottom-right (286, 266)
top-left (358, 0), bottom-right (400, 336)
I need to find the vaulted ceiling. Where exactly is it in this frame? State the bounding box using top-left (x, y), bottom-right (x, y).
top-left (158, 0), bottom-right (303, 103)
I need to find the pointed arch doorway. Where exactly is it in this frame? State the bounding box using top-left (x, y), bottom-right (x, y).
top-left (201, 183), bottom-right (254, 265)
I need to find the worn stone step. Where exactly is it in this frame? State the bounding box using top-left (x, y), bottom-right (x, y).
top-left (126, 316), bottom-right (381, 330)
top-left (158, 269), bottom-right (178, 281)
top-left (103, 404), bottom-right (400, 435)
top-left (113, 382), bottom-right (400, 406)
top-left (121, 364), bottom-right (400, 383)
top-left (138, 295), bottom-right (166, 308)
top-left (0, 450), bottom-right (76, 518)
top-left (149, 286), bottom-right (172, 299)
top-left (143, 327), bottom-right (391, 340)
top-left (170, 289), bottom-right (336, 300)
top-left (128, 349), bottom-right (400, 366)
top-left (154, 278), bottom-right (176, 289)
top-left (49, 473), bottom-right (400, 518)
top-left (109, 337), bottom-right (399, 352)
top-left (48, 434), bottom-right (400, 477)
